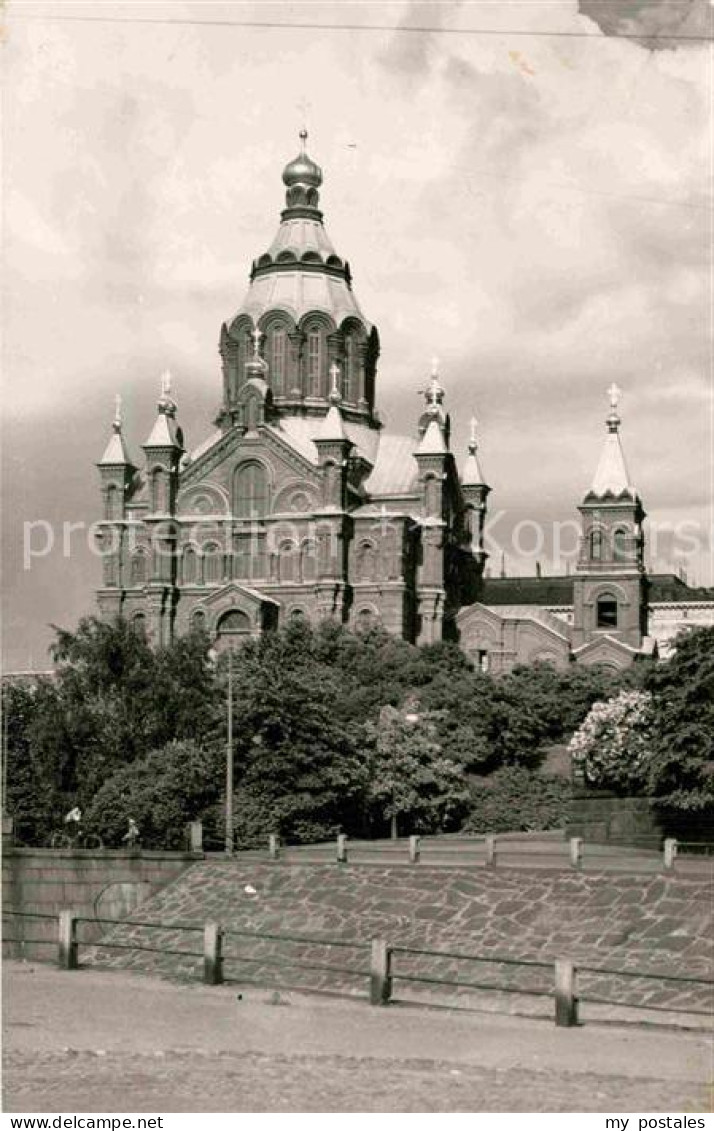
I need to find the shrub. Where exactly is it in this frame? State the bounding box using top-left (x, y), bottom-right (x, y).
top-left (84, 740), bottom-right (221, 849)
top-left (568, 690), bottom-right (654, 792)
top-left (461, 767), bottom-right (573, 834)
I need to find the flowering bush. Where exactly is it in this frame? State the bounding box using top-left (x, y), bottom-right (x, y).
top-left (569, 690), bottom-right (654, 792)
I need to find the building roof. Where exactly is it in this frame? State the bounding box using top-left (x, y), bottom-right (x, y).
top-left (481, 576), bottom-right (575, 606)
top-left (483, 604), bottom-right (571, 640)
top-left (229, 133), bottom-right (370, 332)
top-left (99, 426), bottom-right (133, 467)
top-left (648, 573), bottom-right (714, 604)
top-left (417, 418), bottom-right (446, 455)
top-left (590, 428), bottom-right (635, 498)
top-left (236, 264), bottom-right (367, 329)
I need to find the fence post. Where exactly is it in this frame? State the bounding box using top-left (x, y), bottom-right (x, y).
top-left (663, 838), bottom-right (678, 871)
top-left (268, 833), bottom-right (280, 860)
top-left (203, 921), bottom-right (224, 986)
top-left (569, 837), bottom-right (583, 870)
top-left (554, 958), bottom-right (578, 1027)
top-left (409, 835), bottom-right (420, 864)
top-left (58, 909), bottom-right (78, 970)
top-left (337, 834), bottom-right (348, 863)
top-left (370, 938), bottom-right (392, 1006)
top-left (189, 820), bottom-right (203, 853)
top-left (485, 834), bottom-right (496, 868)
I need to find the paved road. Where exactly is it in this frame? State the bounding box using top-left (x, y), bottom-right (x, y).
top-left (3, 962), bottom-right (712, 1113)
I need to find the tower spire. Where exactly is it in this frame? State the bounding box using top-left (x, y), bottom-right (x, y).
top-left (461, 411), bottom-right (488, 487)
top-left (99, 394), bottom-right (133, 466)
top-left (589, 384), bottom-right (634, 498)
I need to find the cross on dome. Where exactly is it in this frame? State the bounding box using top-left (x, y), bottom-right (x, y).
top-left (469, 413), bottom-right (478, 451)
top-left (161, 370), bottom-right (172, 398)
top-left (606, 382), bottom-right (622, 434)
top-left (113, 394), bottom-right (122, 430)
top-left (251, 327), bottom-right (263, 357)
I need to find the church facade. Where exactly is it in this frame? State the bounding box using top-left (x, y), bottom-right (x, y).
top-left (95, 135), bottom-right (711, 670)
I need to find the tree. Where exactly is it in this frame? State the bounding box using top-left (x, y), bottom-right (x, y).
top-left (463, 766), bottom-right (573, 834)
top-left (84, 739), bottom-right (222, 849)
top-left (568, 690), bottom-right (654, 792)
top-left (363, 701), bottom-right (470, 837)
top-left (224, 653), bottom-right (368, 846)
top-left (644, 627), bottom-right (714, 812)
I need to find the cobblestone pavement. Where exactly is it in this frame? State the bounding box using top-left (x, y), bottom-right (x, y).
top-left (81, 859), bottom-right (714, 1019)
top-left (3, 963), bottom-right (712, 1113)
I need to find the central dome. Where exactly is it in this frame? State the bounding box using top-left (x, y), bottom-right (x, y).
top-left (282, 130), bottom-right (322, 188)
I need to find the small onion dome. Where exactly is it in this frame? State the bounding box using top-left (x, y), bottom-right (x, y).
top-left (282, 129), bottom-right (323, 188)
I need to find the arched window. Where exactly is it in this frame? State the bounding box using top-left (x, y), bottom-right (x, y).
top-left (217, 609), bottom-right (251, 636)
top-left (105, 484), bottom-right (120, 521)
top-left (191, 609), bottom-right (207, 634)
top-left (268, 327), bottom-right (287, 394)
top-left (300, 540), bottom-right (318, 583)
top-left (596, 595), bottom-right (618, 629)
top-left (613, 528), bottom-right (628, 562)
top-left (182, 546), bottom-right (199, 584)
top-left (306, 328), bottom-right (324, 397)
top-left (233, 462), bottom-right (268, 518)
top-left (380, 527), bottom-right (399, 580)
top-left (278, 541), bottom-right (298, 583)
top-left (289, 607), bottom-right (306, 622)
top-left (343, 335), bottom-right (356, 403)
top-left (215, 609), bottom-right (252, 651)
top-left (151, 468), bottom-right (167, 513)
top-left (356, 608), bottom-right (376, 632)
top-left (357, 541), bottom-right (376, 581)
top-left (130, 551), bottom-right (147, 585)
top-left (590, 529), bottom-right (603, 561)
top-left (203, 543), bottom-right (224, 583)
top-left (132, 612), bottom-right (147, 636)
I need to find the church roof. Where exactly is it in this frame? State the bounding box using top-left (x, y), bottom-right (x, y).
top-left (237, 262), bottom-right (367, 328)
top-left (98, 396), bottom-right (133, 466)
top-left (460, 415), bottom-right (488, 487)
top-left (590, 429), bottom-right (634, 497)
top-left (99, 428), bottom-right (132, 467)
top-left (229, 132), bottom-right (370, 332)
top-left (482, 604), bottom-right (571, 640)
top-left (481, 576), bottom-right (575, 606)
top-left (417, 418), bottom-right (447, 455)
top-left (587, 385), bottom-right (636, 500)
top-left (317, 403), bottom-right (349, 442)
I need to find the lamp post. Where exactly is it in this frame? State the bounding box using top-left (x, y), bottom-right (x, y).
top-left (225, 648), bottom-right (234, 855)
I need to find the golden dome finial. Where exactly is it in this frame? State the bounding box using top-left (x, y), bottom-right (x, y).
top-left (299, 127), bottom-right (308, 153)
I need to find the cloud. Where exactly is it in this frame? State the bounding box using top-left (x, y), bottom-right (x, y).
top-left (2, 1), bottom-right (711, 666)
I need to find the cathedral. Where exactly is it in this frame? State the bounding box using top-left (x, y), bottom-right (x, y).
top-left (95, 135), bottom-right (712, 671)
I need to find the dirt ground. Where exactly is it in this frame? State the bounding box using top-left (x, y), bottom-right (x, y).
top-left (3, 961), bottom-right (712, 1113)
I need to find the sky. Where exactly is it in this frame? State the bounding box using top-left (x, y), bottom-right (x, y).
top-left (2, 0), bottom-right (712, 670)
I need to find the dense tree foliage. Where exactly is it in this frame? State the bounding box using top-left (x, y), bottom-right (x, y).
top-left (84, 740), bottom-right (223, 850)
top-left (8, 615), bottom-right (707, 847)
top-left (363, 703), bottom-right (470, 837)
top-left (643, 627), bottom-right (714, 812)
top-left (462, 766), bottom-right (573, 834)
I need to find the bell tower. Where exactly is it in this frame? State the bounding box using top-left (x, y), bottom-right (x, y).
top-left (572, 385), bottom-right (648, 652)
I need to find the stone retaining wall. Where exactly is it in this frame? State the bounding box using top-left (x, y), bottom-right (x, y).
top-left (85, 859), bottom-right (713, 1022)
top-left (2, 848), bottom-right (196, 960)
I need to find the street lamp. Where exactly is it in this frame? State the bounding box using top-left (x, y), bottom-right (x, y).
top-left (225, 647), bottom-right (234, 855)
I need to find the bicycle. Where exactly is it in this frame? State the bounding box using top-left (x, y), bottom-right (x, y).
top-left (49, 828), bottom-right (104, 850)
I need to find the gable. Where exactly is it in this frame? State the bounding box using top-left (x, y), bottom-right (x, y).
top-left (177, 425), bottom-right (320, 516)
